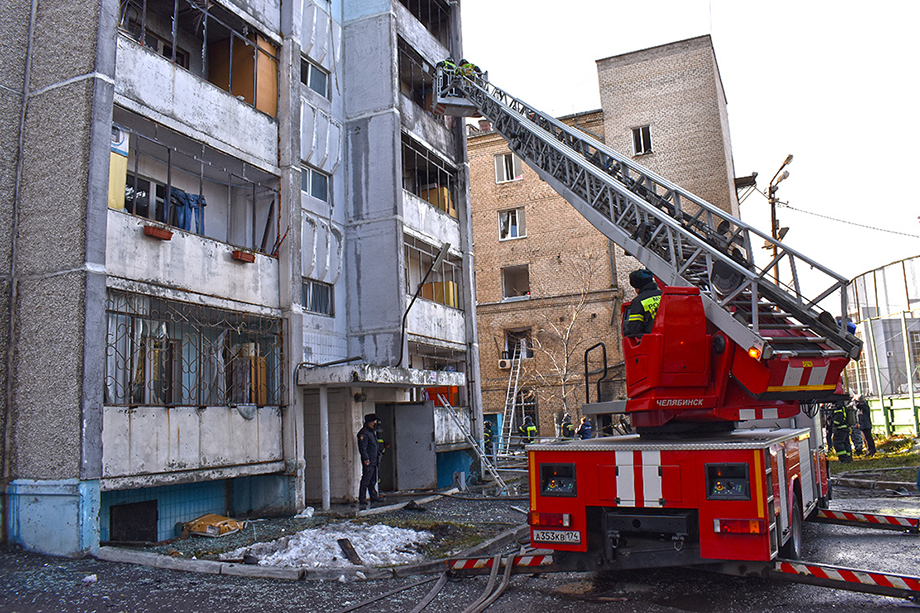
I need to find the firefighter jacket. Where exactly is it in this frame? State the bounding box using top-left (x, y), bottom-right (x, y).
top-left (357, 425), bottom-right (380, 467)
top-left (520, 422), bottom-right (537, 443)
top-left (623, 281), bottom-right (662, 338)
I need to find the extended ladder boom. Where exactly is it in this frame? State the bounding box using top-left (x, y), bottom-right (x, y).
top-left (435, 68), bottom-right (861, 364)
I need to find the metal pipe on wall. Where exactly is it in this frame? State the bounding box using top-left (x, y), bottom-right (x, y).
top-left (319, 384), bottom-right (330, 510)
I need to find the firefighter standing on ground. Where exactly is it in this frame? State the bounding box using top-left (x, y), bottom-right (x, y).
top-left (830, 401), bottom-right (853, 463)
top-left (520, 415), bottom-right (537, 445)
top-left (483, 421), bottom-right (494, 459)
top-left (357, 414), bottom-right (382, 505)
top-left (623, 269), bottom-right (662, 338)
top-left (561, 413), bottom-right (576, 439)
top-left (854, 395), bottom-right (876, 456)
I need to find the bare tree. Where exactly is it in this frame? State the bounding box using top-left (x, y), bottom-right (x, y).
top-left (521, 240), bottom-right (613, 423)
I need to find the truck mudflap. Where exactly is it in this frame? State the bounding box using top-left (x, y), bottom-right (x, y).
top-left (711, 559), bottom-right (920, 601)
top-left (810, 508), bottom-right (920, 533)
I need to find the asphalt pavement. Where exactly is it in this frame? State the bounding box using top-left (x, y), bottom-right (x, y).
top-left (1, 478), bottom-right (918, 613)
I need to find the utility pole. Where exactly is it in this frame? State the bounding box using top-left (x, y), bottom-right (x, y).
top-left (767, 154), bottom-right (793, 283)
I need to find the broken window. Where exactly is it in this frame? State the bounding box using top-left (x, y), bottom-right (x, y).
top-left (397, 38), bottom-right (447, 126)
top-left (303, 279), bottom-right (334, 316)
top-left (504, 329), bottom-right (535, 359)
top-left (632, 125), bottom-right (652, 155)
top-left (501, 265), bottom-right (530, 300)
top-left (401, 133), bottom-right (458, 219)
top-left (104, 290), bottom-right (283, 407)
top-left (396, 0), bottom-right (452, 48)
top-left (110, 111), bottom-right (280, 254)
top-left (498, 207), bottom-right (525, 240)
top-left (117, 0), bottom-right (279, 117)
top-left (494, 153), bottom-right (523, 183)
top-left (301, 166), bottom-right (330, 203)
top-left (404, 234), bottom-right (463, 309)
top-left (301, 58), bottom-right (329, 99)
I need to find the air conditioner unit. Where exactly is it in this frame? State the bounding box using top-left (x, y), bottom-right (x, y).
top-left (498, 359), bottom-right (512, 370)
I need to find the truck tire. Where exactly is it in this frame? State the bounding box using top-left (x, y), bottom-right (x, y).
top-left (780, 495), bottom-right (803, 559)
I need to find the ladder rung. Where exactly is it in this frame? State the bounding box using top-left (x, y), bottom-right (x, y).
top-left (764, 336), bottom-right (827, 344)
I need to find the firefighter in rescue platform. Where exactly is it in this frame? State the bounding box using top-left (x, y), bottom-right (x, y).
top-left (519, 415), bottom-right (537, 445)
top-left (623, 269), bottom-right (662, 338)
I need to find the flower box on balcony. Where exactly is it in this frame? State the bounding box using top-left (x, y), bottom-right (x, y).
top-left (143, 225), bottom-right (173, 241)
top-left (232, 249), bottom-right (256, 263)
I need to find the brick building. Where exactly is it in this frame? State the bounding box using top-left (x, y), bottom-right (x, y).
top-left (469, 111), bottom-right (624, 438)
top-left (468, 35), bottom-right (741, 440)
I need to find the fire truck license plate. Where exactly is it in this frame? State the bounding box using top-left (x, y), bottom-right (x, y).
top-left (532, 529), bottom-right (581, 544)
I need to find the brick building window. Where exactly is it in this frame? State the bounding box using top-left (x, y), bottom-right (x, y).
top-left (632, 125), bottom-right (652, 155)
top-left (499, 208), bottom-right (525, 240)
top-left (494, 153), bottom-right (523, 183)
top-left (504, 329), bottom-right (534, 359)
top-left (502, 265), bottom-right (530, 300)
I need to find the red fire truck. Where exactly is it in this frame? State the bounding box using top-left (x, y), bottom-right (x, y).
top-left (528, 284), bottom-right (840, 569)
top-left (435, 64), bottom-right (920, 599)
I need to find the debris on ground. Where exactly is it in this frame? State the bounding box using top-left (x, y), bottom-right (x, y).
top-left (183, 514), bottom-right (245, 538)
top-left (220, 522), bottom-right (432, 568)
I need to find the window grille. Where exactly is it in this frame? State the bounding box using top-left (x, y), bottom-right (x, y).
top-left (303, 279), bottom-right (334, 316)
top-left (104, 290), bottom-right (284, 407)
top-left (401, 133), bottom-right (458, 219)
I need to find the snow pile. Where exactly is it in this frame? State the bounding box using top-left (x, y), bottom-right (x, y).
top-left (220, 522), bottom-right (433, 568)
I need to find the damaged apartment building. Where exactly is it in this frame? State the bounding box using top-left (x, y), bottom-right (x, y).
top-left (0, 0), bottom-right (481, 556)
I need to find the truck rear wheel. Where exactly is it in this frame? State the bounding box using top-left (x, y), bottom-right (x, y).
top-left (780, 495), bottom-right (803, 559)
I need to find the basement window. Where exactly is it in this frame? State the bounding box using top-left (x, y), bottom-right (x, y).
top-left (632, 125), bottom-right (652, 155)
top-left (499, 207), bottom-right (525, 240)
top-left (494, 153), bottom-right (523, 183)
top-left (501, 265), bottom-right (530, 300)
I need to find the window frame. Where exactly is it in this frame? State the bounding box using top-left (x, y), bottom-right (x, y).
top-left (494, 152), bottom-right (523, 184)
top-left (302, 166), bottom-right (330, 204)
top-left (632, 125), bottom-right (652, 155)
top-left (303, 278), bottom-right (335, 317)
top-left (498, 207), bottom-right (526, 240)
top-left (501, 264), bottom-right (530, 300)
top-left (301, 58), bottom-right (330, 99)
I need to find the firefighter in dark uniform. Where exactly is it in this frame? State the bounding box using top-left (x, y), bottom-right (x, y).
top-left (483, 421), bottom-right (494, 459)
top-left (357, 413), bottom-right (382, 505)
top-left (561, 413), bottom-right (576, 439)
top-left (519, 415), bottom-right (537, 445)
top-left (830, 401), bottom-right (853, 463)
top-left (623, 269), bottom-right (662, 338)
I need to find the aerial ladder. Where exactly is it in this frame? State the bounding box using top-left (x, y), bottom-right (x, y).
top-left (431, 66), bottom-right (920, 604)
top-left (434, 66), bottom-right (862, 433)
top-left (496, 341), bottom-right (523, 458)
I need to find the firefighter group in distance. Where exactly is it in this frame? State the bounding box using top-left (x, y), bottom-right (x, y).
top-left (825, 394), bottom-right (875, 462)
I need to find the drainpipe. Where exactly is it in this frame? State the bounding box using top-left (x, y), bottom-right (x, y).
top-left (319, 385), bottom-right (330, 510)
top-left (901, 311), bottom-right (920, 436)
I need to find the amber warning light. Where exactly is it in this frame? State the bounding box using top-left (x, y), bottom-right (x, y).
top-left (713, 518), bottom-right (766, 534)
